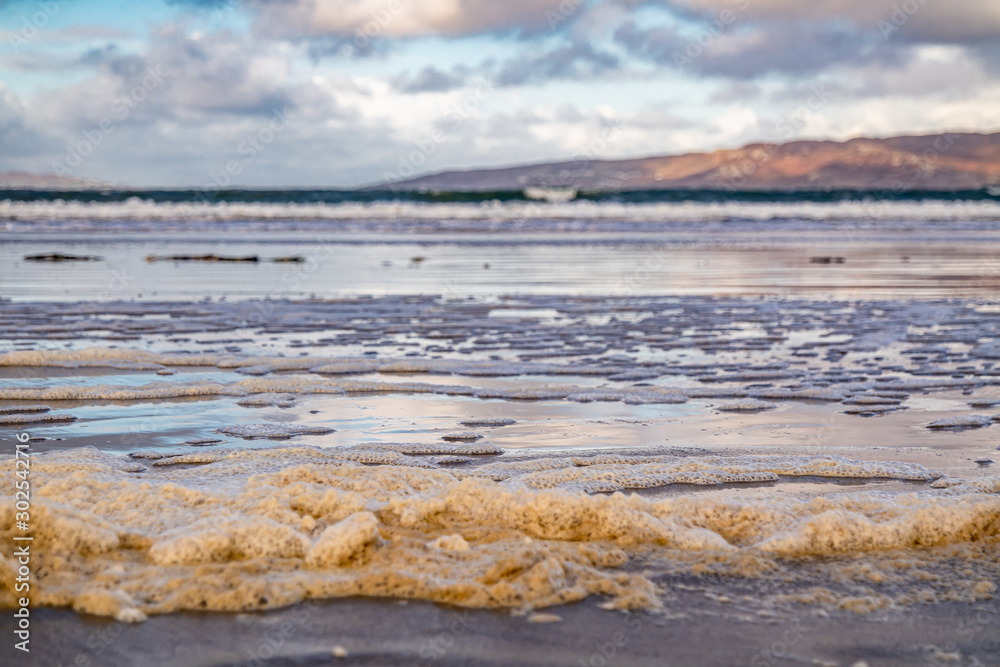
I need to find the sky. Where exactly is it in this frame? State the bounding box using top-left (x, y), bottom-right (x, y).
top-left (1, 0), bottom-right (998, 187)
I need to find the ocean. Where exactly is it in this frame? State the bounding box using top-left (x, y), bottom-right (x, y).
top-left (3, 188), bottom-right (1000, 235)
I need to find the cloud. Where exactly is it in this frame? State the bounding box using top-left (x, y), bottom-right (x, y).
top-left (708, 81), bottom-right (761, 104)
top-left (0, 84), bottom-right (59, 163)
top-left (781, 46), bottom-right (998, 102)
top-left (656, 0), bottom-right (1000, 43)
top-left (609, 1), bottom-right (999, 81)
top-left (390, 40), bottom-right (621, 94)
top-left (393, 65), bottom-right (470, 94)
top-left (614, 18), bottom-right (901, 79)
top-left (6, 24), bottom-right (355, 183)
top-left (247, 0), bottom-right (581, 40)
top-left (495, 41), bottom-right (620, 85)
top-left (969, 41), bottom-right (1000, 75)
top-left (39, 25), bottom-right (303, 122)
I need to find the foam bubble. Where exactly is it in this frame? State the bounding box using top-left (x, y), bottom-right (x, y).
top-left (236, 393), bottom-right (297, 407)
top-left (0, 412), bottom-right (76, 425)
top-left (844, 405), bottom-right (904, 415)
top-left (441, 432), bottom-right (482, 442)
top-left (461, 419), bottom-right (516, 427)
top-left (217, 424), bottom-right (335, 440)
top-left (352, 441), bottom-right (504, 456)
top-left (926, 415), bottom-right (993, 429)
top-left (716, 399), bottom-right (777, 412)
top-left (844, 396), bottom-right (903, 405)
top-left (0, 446), bottom-right (995, 622)
top-left (306, 512), bottom-right (381, 567)
top-left (0, 405), bottom-right (50, 415)
top-left (429, 534), bottom-right (470, 551)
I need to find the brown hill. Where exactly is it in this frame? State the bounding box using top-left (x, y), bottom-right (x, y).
top-left (385, 132), bottom-right (1000, 191)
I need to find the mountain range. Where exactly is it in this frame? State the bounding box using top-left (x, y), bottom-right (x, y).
top-left (384, 132), bottom-right (1000, 192)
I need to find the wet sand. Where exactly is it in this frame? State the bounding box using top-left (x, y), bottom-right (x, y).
top-left (6, 594), bottom-right (998, 666)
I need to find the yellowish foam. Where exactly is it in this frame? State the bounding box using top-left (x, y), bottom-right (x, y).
top-left (1, 447), bottom-right (998, 622)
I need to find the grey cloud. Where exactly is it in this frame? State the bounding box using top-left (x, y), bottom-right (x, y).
top-left (495, 41), bottom-right (619, 85)
top-left (78, 44), bottom-right (124, 68)
top-left (72, 25), bottom-right (301, 118)
top-left (394, 66), bottom-right (471, 94)
top-left (649, 0), bottom-right (1000, 44)
top-left (0, 85), bottom-right (59, 165)
top-left (614, 19), bottom-right (902, 79)
top-left (389, 41), bottom-right (621, 94)
top-left (969, 42), bottom-right (1000, 75)
top-left (304, 35), bottom-right (390, 62)
top-left (0, 42), bottom-right (136, 75)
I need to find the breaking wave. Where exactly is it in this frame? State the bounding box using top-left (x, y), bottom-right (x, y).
top-left (4, 192), bottom-right (1000, 234)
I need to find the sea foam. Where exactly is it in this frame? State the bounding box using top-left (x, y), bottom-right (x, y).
top-left (2, 446), bottom-right (996, 622)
